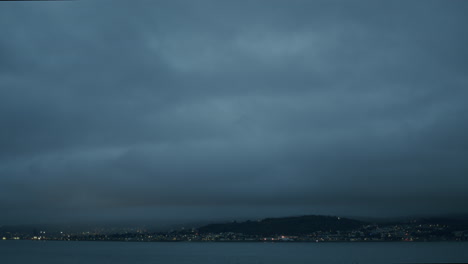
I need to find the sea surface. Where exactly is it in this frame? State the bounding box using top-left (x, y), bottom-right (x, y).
top-left (1, 240), bottom-right (468, 264)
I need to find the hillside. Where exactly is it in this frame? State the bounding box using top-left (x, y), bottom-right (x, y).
top-left (198, 215), bottom-right (366, 236)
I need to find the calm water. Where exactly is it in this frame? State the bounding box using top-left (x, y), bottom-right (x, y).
top-left (1, 241), bottom-right (468, 264)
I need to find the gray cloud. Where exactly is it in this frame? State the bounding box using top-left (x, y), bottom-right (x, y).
top-left (1, 0), bottom-right (468, 225)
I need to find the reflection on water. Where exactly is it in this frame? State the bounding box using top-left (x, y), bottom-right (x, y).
top-left (1, 241), bottom-right (468, 264)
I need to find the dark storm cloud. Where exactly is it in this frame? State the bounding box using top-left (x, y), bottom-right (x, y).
top-left (1, 0), bottom-right (468, 224)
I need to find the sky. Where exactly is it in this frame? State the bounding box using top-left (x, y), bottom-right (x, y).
top-left (1, 0), bottom-right (468, 226)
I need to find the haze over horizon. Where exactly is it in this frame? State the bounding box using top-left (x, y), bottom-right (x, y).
top-left (1, 0), bottom-right (468, 226)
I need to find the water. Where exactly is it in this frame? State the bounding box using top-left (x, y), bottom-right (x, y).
top-left (1, 241), bottom-right (468, 264)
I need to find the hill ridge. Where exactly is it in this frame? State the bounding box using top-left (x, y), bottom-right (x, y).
top-left (198, 215), bottom-right (366, 236)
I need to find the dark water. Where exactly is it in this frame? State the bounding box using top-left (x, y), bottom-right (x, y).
top-left (1, 241), bottom-right (468, 264)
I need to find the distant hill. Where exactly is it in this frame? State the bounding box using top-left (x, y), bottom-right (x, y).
top-left (198, 215), bottom-right (366, 236)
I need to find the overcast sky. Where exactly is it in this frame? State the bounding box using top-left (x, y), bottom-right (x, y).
top-left (1, 0), bottom-right (468, 225)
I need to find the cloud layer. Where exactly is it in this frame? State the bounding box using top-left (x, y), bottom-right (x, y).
top-left (1, 0), bottom-right (468, 224)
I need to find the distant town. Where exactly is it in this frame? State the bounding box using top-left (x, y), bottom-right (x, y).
top-left (2, 215), bottom-right (468, 243)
